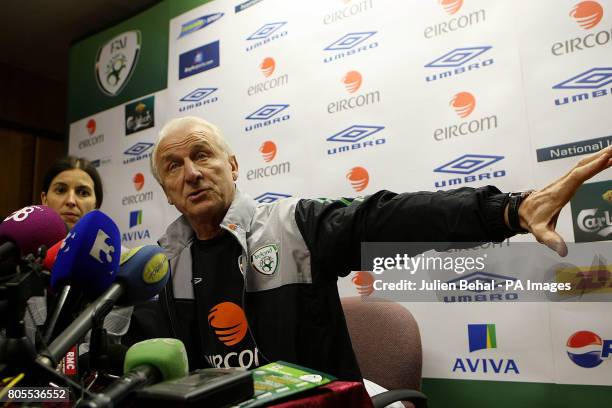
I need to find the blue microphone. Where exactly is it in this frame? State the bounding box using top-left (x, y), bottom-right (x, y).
top-left (50, 210), bottom-right (121, 299)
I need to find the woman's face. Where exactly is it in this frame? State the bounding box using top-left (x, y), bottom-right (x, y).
top-left (41, 168), bottom-right (97, 229)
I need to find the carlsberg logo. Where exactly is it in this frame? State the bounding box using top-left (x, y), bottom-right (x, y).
top-left (577, 209), bottom-right (612, 237)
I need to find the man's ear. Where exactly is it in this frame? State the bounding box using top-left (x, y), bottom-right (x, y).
top-left (229, 155), bottom-right (239, 181)
top-left (41, 192), bottom-right (47, 205)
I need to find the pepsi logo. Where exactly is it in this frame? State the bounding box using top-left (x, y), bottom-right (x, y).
top-left (566, 330), bottom-right (612, 368)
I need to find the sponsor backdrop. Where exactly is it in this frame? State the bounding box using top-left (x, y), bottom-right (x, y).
top-left (68, 0), bottom-right (612, 406)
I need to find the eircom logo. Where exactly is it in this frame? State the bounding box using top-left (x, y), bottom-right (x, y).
top-left (259, 141), bottom-right (277, 162)
top-left (434, 92), bottom-right (498, 142)
top-left (86, 119), bottom-right (96, 135)
top-left (439, 0), bottom-right (463, 15)
top-left (260, 57), bottom-right (275, 77)
top-left (80, 118), bottom-right (104, 150)
top-left (347, 166), bottom-right (369, 192)
top-left (450, 92), bottom-right (476, 118)
top-left (208, 302), bottom-right (248, 346)
top-left (205, 302), bottom-right (260, 369)
top-left (552, 1), bottom-right (608, 56)
top-left (566, 330), bottom-right (612, 368)
top-left (352, 271), bottom-right (374, 296)
top-left (343, 71), bottom-right (362, 93)
top-left (570, 1), bottom-right (604, 30)
top-left (133, 173), bottom-right (144, 191)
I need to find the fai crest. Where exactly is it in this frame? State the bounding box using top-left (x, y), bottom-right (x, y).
top-left (95, 30), bottom-right (141, 96)
top-left (251, 244), bottom-right (279, 275)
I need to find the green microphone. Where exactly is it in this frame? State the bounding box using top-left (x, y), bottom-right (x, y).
top-left (78, 338), bottom-right (188, 407)
top-left (123, 338), bottom-right (189, 381)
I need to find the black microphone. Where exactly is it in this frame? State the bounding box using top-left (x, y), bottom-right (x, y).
top-left (79, 343), bottom-right (128, 377)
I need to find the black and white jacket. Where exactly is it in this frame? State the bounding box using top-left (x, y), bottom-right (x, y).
top-left (124, 186), bottom-right (514, 380)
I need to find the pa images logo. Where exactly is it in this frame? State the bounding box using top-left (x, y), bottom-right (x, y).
top-left (251, 244), bottom-right (279, 275)
top-left (95, 30), bottom-right (141, 96)
top-left (125, 96), bottom-right (154, 135)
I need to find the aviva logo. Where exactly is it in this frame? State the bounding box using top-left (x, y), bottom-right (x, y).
top-left (129, 210), bottom-right (142, 228)
top-left (452, 323), bottom-right (519, 374)
top-left (468, 323), bottom-right (497, 352)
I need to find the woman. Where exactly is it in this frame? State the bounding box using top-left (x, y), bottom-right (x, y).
top-left (40, 156), bottom-right (103, 229)
top-left (24, 156), bottom-right (105, 343)
top-left (34, 157), bottom-right (131, 364)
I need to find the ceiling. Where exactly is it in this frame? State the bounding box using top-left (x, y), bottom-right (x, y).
top-left (0, 0), bottom-right (161, 83)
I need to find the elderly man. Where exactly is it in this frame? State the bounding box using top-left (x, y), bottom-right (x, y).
top-left (124, 116), bottom-right (612, 381)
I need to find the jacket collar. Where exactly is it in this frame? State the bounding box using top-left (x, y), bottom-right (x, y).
top-left (158, 187), bottom-right (256, 258)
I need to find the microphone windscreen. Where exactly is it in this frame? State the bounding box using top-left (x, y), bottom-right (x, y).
top-left (42, 239), bottom-right (64, 271)
top-left (116, 245), bottom-right (170, 306)
top-left (0, 205), bottom-right (66, 258)
top-left (51, 210), bottom-right (121, 298)
top-left (124, 338), bottom-right (188, 381)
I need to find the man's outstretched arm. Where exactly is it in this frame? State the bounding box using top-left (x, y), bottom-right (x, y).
top-left (510, 144), bottom-right (612, 256)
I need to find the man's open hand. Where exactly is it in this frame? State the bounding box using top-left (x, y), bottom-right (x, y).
top-left (518, 144), bottom-right (612, 256)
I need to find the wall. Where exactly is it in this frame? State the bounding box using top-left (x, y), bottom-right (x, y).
top-left (0, 63), bottom-right (67, 217)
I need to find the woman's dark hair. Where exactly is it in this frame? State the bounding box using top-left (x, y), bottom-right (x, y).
top-left (42, 156), bottom-right (104, 208)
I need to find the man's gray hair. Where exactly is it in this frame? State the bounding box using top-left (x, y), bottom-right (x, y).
top-left (150, 116), bottom-right (234, 184)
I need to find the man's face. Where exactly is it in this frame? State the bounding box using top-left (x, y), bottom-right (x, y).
top-left (155, 123), bottom-right (238, 225)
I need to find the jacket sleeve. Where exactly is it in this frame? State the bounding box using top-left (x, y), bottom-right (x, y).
top-left (294, 187), bottom-right (514, 277)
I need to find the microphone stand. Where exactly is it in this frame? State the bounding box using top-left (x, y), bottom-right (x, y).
top-left (0, 256), bottom-right (94, 399)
